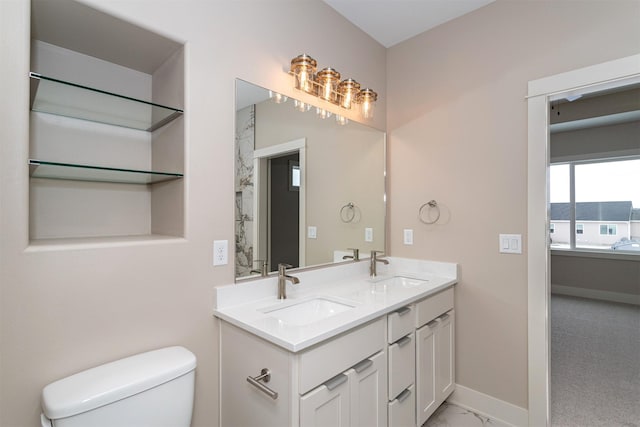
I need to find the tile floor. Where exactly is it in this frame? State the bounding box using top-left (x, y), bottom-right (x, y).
top-left (423, 402), bottom-right (511, 427)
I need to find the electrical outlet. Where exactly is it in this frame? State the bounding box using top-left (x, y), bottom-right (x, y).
top-left (365, 227), bottom-right (374, 242)
top-left (403, 229), bottom-right (413, 245)
top-left (213, 240), bottom-right (228, 266)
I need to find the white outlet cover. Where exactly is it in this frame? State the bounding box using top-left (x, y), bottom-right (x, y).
top-left (213, 240), bottom-right (228, 265)
top-left (365, 227), bottom-right (373, 242)
top-left (308, 226), bottom-right (317, 239)
top-left (403, 229), bottom-right (413, 245)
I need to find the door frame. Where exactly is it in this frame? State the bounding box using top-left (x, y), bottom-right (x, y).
top-left (526, 54), bottom-right (640, 426)
top-left (253, 138), bottom-right (306, 270)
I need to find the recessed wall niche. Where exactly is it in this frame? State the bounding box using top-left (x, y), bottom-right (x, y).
top-left (29, 0), bottom-right (185, 245)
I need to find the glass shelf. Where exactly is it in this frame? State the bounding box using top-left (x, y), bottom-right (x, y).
top-left (29, 160), bottom-right (183, 184)
top-left (29, 72), bottom-right (183, 131)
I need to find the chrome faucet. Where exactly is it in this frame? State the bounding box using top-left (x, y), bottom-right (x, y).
top-left (277, 263), bottom-right (300, 299)
top-left (369, 251), bottom-right (389, 278)
top-left (342, 248), bottom-right (360, 261)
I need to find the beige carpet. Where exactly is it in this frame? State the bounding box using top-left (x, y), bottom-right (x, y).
top-left (551, 294), bottom-right (640, 427)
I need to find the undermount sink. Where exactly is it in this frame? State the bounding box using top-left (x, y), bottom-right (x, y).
top-left (371, 275), bottom-right (429, 291)
top-left (261, 297), bottom-right (355, 326)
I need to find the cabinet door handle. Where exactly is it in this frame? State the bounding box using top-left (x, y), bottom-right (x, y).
top-left (353, 358), bottom-right (373, 373)
top-left (397, 335), bottom-right (412, 347)
top-left (396, 387), bottom-right (412, 403)
top-left (427, 319), bottom-right (439, 328)
top-left (396, 306), bottom-right (411, 316)
top-left (324, 373), bottom-right (348, 391)
top-left (247, 368), bottom-right (278, 400)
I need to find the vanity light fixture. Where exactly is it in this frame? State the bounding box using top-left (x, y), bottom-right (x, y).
top-left (268, 90), bottom-right (288, 104)
top-left (289, 54), bottom-right (377, 120)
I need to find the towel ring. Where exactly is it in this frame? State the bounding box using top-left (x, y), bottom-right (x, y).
top-left (340, 202), bottom-right (356, 223)
top-left (418, 200), bottom-right (440, 224)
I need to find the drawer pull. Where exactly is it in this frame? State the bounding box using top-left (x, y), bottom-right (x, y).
top-left (353, 358), bottom-right (373, 373)
top-left (440, 313), bottom-right (450, 321)
top-left (324, 373), bottom-right (348, 391)
top-left (396, 306), bottom-right (411, 316)
top-left (427, 319), bottom-right (439, 328)
top-left (396, 335), bottom-right (412, 347)
top-left (396, 387), bottom-right (412, 402)
top-left (247, 368), bottom-right (278, 400)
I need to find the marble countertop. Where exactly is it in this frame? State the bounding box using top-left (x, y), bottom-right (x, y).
top-left (213, 257), bottom-right (458, 352)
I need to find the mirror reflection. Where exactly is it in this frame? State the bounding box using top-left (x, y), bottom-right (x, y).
top-left (235, 79), bottom-right (386, 279)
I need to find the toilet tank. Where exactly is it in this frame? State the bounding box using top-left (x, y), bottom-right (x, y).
top-left (41, 346), bottom-right (196, 427)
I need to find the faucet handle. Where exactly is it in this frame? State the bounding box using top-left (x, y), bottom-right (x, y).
top-left (278, 263), bottom-right (292, 273)
top-left (371, 250), bottom-right (385, 258)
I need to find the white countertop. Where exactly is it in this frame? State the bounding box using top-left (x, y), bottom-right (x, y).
top-left (213, 257), bottom-right (458, 352)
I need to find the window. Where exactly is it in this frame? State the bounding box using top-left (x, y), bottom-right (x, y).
top-left (599, 224), bottom-right (617, 235)
top-left (550, 158), bottom-right (639, 253)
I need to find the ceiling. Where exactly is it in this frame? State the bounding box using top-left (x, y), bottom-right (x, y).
top-left (323, 0), bottom-right (495, 48)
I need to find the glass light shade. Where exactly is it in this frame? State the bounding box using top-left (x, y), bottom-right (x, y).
top-left (359, 88), bottom-right (377, 120)
top-left (316, 68), bottom-right (341, 104)
top-left (316, 107), bottom-right (332, 119)
top-left (290, 54), bottom-right (317, 94)
top-left (335, 115), bottom-right (349, 125)
top-left (294, 99), bottom-right (312, 112)
top-left (269, 90), bottom-right (288, 104)
top-left (338, 78), bottom-right (360, 110)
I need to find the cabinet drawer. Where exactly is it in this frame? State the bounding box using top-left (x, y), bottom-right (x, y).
top-left (388, 333), bottom-right (415, 400)
top-left (388, 304), bottom-right (415, 343)
top-left (388, 385), bottom-right (415, 427)
top-left (416, 287), bottom-right (454, 328)
top-left (299, 318), bottom-right (385, 395)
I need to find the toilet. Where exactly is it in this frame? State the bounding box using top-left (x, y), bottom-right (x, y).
top-left (40, 346), bottom-right (196, 427)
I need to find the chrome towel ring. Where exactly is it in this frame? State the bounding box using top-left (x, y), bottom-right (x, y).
top-left (340, 202), bottom-right (357, 223)
top-left (418, 200), bottom-right (440, 224)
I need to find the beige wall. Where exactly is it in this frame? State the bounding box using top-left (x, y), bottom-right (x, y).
top-left (0, 1), bottom-right (385, 426)
top-left (386, 0), bottom-right (640, 409)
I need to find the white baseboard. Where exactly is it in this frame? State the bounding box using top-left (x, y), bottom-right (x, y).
top-left (447, 384), bottom-right (528, 427)
top-left (551, 284), bottom-right (640, 305)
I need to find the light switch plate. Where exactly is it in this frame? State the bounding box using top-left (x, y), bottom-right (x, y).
top-left (499, 234), bottom-right (522, 254)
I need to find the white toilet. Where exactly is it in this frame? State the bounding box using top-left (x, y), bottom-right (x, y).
top-left (40, 346), bottom-right (196, 427)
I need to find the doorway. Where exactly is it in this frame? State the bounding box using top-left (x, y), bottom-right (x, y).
top-left (269, 153), bottom-right (300, 271)
top-left (253, 138), bottom-right (306, 273)
top-left (527, 54), bottom-right (640, 426)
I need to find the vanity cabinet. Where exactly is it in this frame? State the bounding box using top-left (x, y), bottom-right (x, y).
top-left (218, 285), bottom-right (455, 427)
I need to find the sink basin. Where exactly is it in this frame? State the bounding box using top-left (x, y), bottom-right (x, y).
top-left (261, 297), bottom-right (355, 326)
top-left (370, 275), bottom-right (429, 291)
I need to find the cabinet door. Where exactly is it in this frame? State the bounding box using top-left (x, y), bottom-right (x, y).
top-left (348, 351), bottom-right (388, 427)
top-left (300, 374), bottom-right (350, 427)
top-left (437, 310), bottom-right (455, 400)
top-left (416, 320), bottom-right (438, 426)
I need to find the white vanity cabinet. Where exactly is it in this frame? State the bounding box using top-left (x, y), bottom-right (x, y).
top-left (415, 287), bottom-right (455, 425)
top-left (220, 317), bottom-right (386, 427)
top-left (217, 278), bottom-right (456, 427)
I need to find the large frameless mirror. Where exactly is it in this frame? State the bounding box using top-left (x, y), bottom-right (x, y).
top-left (235, 79), bottom-right (386, 280)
